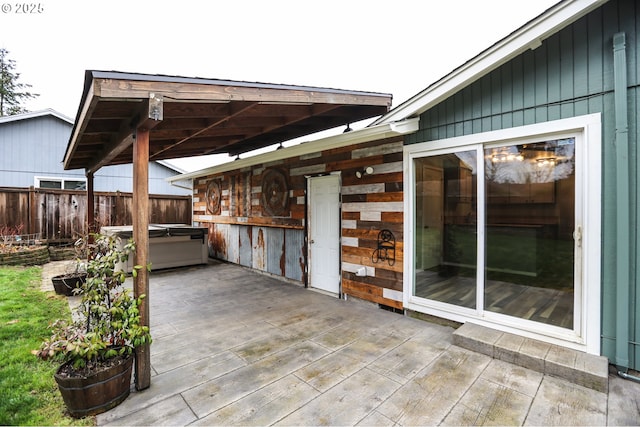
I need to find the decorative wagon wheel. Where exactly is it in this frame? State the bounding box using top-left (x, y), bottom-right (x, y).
top-left (261, 168), bottom-right (289, 216)
top-left (205, 180), bottom-right (222, 215)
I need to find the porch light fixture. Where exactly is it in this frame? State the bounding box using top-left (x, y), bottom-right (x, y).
top-left (355, 166), bottom-right (374, 179)
top-left (343, 123), bottom-right (352, 133)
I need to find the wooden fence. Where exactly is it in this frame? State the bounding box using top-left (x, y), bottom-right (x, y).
top-left (0, 187), bottom-right (192, 242)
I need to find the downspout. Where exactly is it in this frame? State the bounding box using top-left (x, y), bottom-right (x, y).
top-left (613, 32), bottom-right (635, 379)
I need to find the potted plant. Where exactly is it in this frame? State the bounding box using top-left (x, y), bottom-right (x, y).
top-left (51, 237), bottom-right (88, 296)
top-left (35, 233), bottom-right (151, 418)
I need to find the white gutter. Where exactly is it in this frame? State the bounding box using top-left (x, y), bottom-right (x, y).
top-left (373, 0), bottom-right (607, 125)
top-left (166, 118), bottom-right (419, 182)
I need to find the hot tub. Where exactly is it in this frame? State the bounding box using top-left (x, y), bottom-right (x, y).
top-left (101, 224), bottom-right (208, 272)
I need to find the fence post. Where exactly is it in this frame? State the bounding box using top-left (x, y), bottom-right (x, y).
top-left (28, 186), bottom-right (37, 236)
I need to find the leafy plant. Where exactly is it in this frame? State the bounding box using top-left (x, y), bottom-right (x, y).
top-left (36, 234), bottom-right (151, 370)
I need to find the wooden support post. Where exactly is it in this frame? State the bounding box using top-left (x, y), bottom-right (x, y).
top-left (133, 127), bottom-right (151, 390)
top-left (86, 172), bottom-right (95, 240)
top-left (28, 186), bottom-right (37, 236)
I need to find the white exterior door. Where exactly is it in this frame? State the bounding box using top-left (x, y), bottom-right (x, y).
top-left (308, 174), bottom-right (341, 295)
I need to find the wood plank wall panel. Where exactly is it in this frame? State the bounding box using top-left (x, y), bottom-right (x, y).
top-left (193, 136), bottom-right (405, 308)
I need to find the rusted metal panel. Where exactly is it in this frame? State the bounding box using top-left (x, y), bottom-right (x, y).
top-left (252, 226), bottom-right (266, 271)
top-left (210, 223), bottom-right (229, 260)
top-left (239, 225), bottom-right (252, 267)
top-left (285, 228), bottom-right (305, 282)
top-left (266, 227), bottom-right (284, 276)
top-left (227, 224), bottom-right (240, 264)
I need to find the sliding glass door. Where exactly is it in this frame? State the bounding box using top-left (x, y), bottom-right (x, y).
top-left (483, 139), bottom-right (575, 329)
top-left (412, 138), bottom-right (578, 332)
top-left (414, 150), bottom-right (478, 310)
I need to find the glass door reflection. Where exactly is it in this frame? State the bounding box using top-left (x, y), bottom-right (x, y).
top-left (484, 139), bottom-right (575, 328)
top-left (414, 151), bottom-right (477, 309)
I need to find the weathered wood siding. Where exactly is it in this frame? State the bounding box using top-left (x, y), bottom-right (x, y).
top-left (193, 136), bottom-right (404, 308)
top-left (0, 187), bottom-right (191, 241)
top-left (405, 0), bottom-right (638, 368)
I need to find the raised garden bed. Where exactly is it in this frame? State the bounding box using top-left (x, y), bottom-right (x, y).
top-left (0, 246), bottom-right (50, 266)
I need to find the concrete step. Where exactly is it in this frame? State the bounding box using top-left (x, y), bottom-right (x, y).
top-left (452, 322), bottom-right (609, 393)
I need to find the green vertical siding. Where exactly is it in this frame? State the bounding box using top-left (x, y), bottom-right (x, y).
top-left (405, 0), bottom-right (640, 368)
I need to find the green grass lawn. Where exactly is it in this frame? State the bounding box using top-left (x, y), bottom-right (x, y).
top-left (0, 266), bottom-right (94, 426)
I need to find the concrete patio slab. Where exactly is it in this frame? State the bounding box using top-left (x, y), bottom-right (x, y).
top-left (58, 259), bottom-right (638, 426)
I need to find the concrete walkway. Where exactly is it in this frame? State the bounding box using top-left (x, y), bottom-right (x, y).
top-left (80, 260), bottom-right (639, 426)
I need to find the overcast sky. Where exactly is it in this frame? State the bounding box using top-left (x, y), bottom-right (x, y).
top-left (1, 0), bottom-right (558, 171)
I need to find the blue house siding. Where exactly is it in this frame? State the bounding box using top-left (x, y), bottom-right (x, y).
top-left (405, 0), bottom-right (639, 368)
top-left (0, 112), bottom-right (189, 195)
top-left (0, 115), bottom-right (72, 186)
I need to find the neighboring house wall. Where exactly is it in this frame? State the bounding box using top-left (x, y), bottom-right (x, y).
top-left (1, 114), bottom-right (72, 186)
top-left (0, 112), bottom-right (189, 195)
top-left (404, 0), bottom-right (638, 367)
top-left (193, 136), bottom-right (404, 309)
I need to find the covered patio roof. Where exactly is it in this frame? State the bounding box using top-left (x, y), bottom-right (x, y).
top-left (62, 70), bottom-right (392, 390)
top-left (64, 70), bottom-right (392, 173)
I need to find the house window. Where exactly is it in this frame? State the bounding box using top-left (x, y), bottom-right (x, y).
top-left (35, 177), bottom-right (87, 190)
top-left (404, 114), bottom-right (601, 354)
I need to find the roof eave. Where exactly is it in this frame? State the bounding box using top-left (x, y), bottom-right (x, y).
top-left (0, 108), bottom-right (73, 125)
top-left (374, 0), bottom-right (608, 125)
top-left (167, 118), bottom-right (419, 182)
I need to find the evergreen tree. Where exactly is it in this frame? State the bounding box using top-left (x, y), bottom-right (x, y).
top-left (0, 48), bottom-right (38, 116)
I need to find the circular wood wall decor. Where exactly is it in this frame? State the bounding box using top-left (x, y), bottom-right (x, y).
top-left (261, 168), bottom-right (289, 216)
top-left (205, 180), bottom-right (222, 214)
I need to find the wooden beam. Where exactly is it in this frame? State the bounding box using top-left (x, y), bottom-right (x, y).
top-left (64, 82), bottom-right (98, 170)
top-left (86, 93), bottom-right (163, 175)
top-left (132, 127), bottom-right (151, 391)
top-left (149, 101), bottom-right (257, 160)
top-left (96, 77), bottom-right (392, 107)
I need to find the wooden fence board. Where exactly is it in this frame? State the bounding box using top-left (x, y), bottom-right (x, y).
top-left (0, 187), bottom-right (191, 242)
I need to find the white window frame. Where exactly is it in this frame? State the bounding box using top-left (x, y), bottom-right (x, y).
top-left (35, 176), bottom-right (87, 190)
top-left (403, 114), bottom-right (602, 354)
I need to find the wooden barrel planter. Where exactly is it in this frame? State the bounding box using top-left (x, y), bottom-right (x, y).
top-left (54, 352), bottom-right (134, 418)
top-left (51, 273), bottom-right (86, 296)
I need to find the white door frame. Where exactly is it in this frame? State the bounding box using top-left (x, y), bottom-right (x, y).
top-left (403, 114), bottom-right (602, 354)
top-left (307, 173), bottom-right (341, 295)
